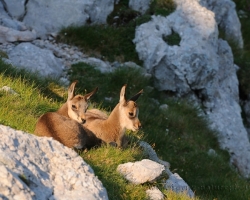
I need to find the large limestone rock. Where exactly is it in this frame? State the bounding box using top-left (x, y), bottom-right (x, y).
top-left (133, 0), bottom-right (250, 178)
top-left (129, 0), bottom-right (151, 14)
top-left (23, 0), bottom-right (91, 39)
top-left (88, 0), bottom-right (115, 24)
top-left (1, 0), bottom-right (26, 20)
top-left (8, 42), bottom-right (64, 78)
top-left (200, 0), bottom-right (243, 48)
top-left (0, 125), bottom-right (108, 200)
top-left (0, 0), bottom-right (115, 40)
top-left (0, 25), bottom-right (36, 43)
top-left (0, 2), bottom-right (35, 43)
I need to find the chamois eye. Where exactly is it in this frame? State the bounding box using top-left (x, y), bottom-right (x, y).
top-left (129, 112), bottom-right (134, 117)
top-left (72, 105), bottom-right (77, 110)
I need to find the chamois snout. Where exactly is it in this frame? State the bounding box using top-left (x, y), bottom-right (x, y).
top-left (134, 119), bottom-right (142, 130)
top-left (78, 112), bottom-right (87, 124)
top-left (138, 121), bottom-right (142, 129)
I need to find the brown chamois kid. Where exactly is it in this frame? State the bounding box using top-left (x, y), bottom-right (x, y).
top-left (83, 84), bottom-right (143, 148)
top-left (34, 81), bottom-right (101, 149)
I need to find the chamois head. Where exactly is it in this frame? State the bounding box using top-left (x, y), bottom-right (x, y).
top-left (67, 81), bottom-right (98, 124)
top-left (119, 84), bottom-right (143, 131)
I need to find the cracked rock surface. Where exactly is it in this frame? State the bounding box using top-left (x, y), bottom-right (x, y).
top-left (0, 125), bottom-right (109, 200)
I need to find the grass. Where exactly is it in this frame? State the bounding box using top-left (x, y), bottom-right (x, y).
top-left (1, 59), bottom-right (250, 200)
top-left (231, 1), bottom-right (250, 96)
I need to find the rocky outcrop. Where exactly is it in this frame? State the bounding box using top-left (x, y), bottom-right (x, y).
top-left (0, 0), bottom-right (115, 40)
top-left (8, 42), bottom-right (64, 78)
top-left (1, 0), bottom-right (25, 20)
top-left (0, 25), bottom-right (36, 43)
top-left (88, 0), bottom-right (115, 24)
top-left (0, 125), bottom-right (108, 200)
top-left (200, 0), bottom-right (243, 48)
top-left (23, 0), bottom-right (91, 39)
top-left (133, 0), bottom-right (250, 178)
top-left (129, 0), bottom-right (151, 14)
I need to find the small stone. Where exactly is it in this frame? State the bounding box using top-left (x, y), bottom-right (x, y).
top-left (159, 104), bottom-right (168, 111)
top-left (146, 187), bottom-right (164, 200)
top-left (0, 86), bottom-right (19, 95)
top-left (207, 148), bottom-right (217, 157)
top-left (117, 159), bottom-right (165, 184)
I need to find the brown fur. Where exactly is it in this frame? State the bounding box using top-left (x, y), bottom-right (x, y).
top-left (83, 85), bottom-right (143, 148)
top-left (34, 81), bottom-right (101, 149)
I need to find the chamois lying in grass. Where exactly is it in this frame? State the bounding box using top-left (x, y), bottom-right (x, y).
top-left (34, 81), bottom-right (101, 149)
top-left (83, 84), bottom-right (143, 148)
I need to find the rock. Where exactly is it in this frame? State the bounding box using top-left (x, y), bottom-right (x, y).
top-left (139, 141), bottom-right (170, 168)
top-left (146, 187), bottom-right (164, 200)
top-left (165, 173), bottom-right (195, 198)
top-left (1, 18), bottom-right (27, 31)
top-left (78, 57), bottom-right (112, 73)
top-left (117, 159), bottom-right (165, 184)
top-left (23, 0), bottom-right (91, 39)
top-left (88, 0), bottom-right (115, 24)
top-left (134, 0), bottom-right (250, 178)
top-left (2, 0), bottom-right (26, 20)
top-left (200, 0), bottom-right (243, 48)
top-left (206, 41), bottom-right (250, 178)
top-left (207, 148), bottom-right (217, 157)
top-left (11, 0), bottom-right (115, 39)
top-left (120, 61), bottom-right (152, 78)
top-left (0, 124), bottom-right (109, 200)
top-left (129, 0), bottom-right (151, 14)
top-left (139, 141), bottom-right (195, 198)
top-left (159, 104), bottom-right (168, 111)
top-left (8, 42), bottom-right (64, 78)
top-left (0, 86), bottom-right (18, 95)
top-left (0, 25), bottom-right (36, 43)
top-left (0, 1), bottom-right (9, 19)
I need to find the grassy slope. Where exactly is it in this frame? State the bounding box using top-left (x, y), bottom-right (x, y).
top-left (1, 60), bottom-right (250, 199)
top-left (1, 0), bottom-right (250, 199)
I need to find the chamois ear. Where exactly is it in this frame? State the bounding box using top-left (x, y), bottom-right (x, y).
top-left (129, 89), bottom-right (143, 102)
top-left (119, 84), bottom-right (127, 104)
top-left (67, 81), bottom-right (78, 101)
top-left (85, 87), bottom-right (98, 101)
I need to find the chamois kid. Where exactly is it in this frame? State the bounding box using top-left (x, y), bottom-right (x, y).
top-left (83, 84), bottom-right (143, 148)
top-left (34, 81), bottom-right (101, 149)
